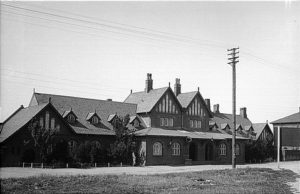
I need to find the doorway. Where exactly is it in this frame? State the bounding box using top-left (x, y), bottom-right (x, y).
top-left (189, 142), bottom-right (197, 161)
top-left (205, 142), bottom-right (214, 161)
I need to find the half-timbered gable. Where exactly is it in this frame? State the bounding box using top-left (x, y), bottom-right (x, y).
top-left (177, 91), bottom-right (212, 132)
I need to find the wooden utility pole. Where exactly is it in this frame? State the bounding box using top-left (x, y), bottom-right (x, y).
top-left (227, 47), bottom-right (239, 169)
top-left (277, 126), bottom-right (280, 168)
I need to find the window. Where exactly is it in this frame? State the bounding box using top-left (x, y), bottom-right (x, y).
top-left (153, 142), bottom-right (162, 156)
top-left (45, 111), bottom-right (50, 130)
top-left (198, 121), bottom-right (201, 128)
top-left (164, 118), bottom-right (168, 126)
top-left (169, 118), bottom-right (173, 127)
top-left (219, 143), bottom-right (226, 156)
top-left (68, 114), bottom-right (75, 123)
top-left (91, 116), bottom-right (99, 124)
top-left (39, 117), bottom-right (44, 128)
top-left (190, 120), bottom-right (193, 128)
top-left (194, 120), bottom-right (197, 128)
top-left (160, 118), bottom-right (164, 126)
top-left (235, 144), bottom-right (240, 156)
top-left (92, 141), bottom-right (101, 149)
top-left (68, 140), bottom-right (77, 154)
top-left (172, 142), bottom-right (180, 156)
top-left (50, 118), bottom-right (55, 129)
top-left (56, 124), bottom-right (60, 132)
top-left (133, 119), bottom-right (139, 127)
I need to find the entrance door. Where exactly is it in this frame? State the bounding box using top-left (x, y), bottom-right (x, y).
top-left (205, 142), bottom-right (214, 161)
top-left (189, 143), bottom-right (197, 161)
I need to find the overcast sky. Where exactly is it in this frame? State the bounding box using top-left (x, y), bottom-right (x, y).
top-left (1, 1), bottom-right (299, 124)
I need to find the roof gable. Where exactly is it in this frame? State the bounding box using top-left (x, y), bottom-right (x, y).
top-left (124, 87), bottom-right (181, 113)
top-left (177, 91), bottom-right (212, 117)
top-left (211, 112), bottom-right (252, 130)
top-left (252, 123), bottom-right (272, 139)
top-left (0, 103), bottom-right (48, 143)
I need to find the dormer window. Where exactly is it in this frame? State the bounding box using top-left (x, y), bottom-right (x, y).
top-left (86, 112), bottom-right (101, 125)
top-left (63, 109), bottom-right (77, 124)
top-left (133, 119), bottom-right (139, 127)
top-left (91, 116), bottom-right (99, 124)
top-left (68, 114), bottom-right (75, 123)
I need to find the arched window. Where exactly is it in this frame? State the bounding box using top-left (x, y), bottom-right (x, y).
top-left (92, 141), bottom-right (101, 149)
top-left (219, 143), bottom-right (226, 156)
top-left (153, 142), bottom-right (162, 156)
top-left (68, 140), bottom-right (77, 154)
top-left (235, 144), bottom-right (240, 156)
top-left (172, 142), bottom-right (180, 156)
top-left (91, 116), bottom-right (99, 124)
top-left (68, 114), bottom-right (75, 123)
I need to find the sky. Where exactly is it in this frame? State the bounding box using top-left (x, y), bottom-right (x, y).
top-left (1, 1), bottom-right (299, 124)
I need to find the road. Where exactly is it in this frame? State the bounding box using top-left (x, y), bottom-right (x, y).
top-left (1, 161), bottom-right (299, 193)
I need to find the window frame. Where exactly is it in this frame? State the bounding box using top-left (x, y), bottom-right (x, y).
top-left (219, 143), bottom-right (226, 156)
top-left (153, 142), bottom-right (163, 156)
top-left (172, 142), bottom-right (181, 156)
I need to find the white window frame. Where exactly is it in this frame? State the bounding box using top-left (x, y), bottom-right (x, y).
top-left (172, 142), bottom-right (180, 156)
top-left (194, 120), bottom-right (197, 128)
top-left (219, 143), bottom-right (226, 156)
top-left (153, 142), bottom-right (162, 156)
top-left (190, 120), bottom-right (193, 128)
top-left (50, 118), bottom-right (55, 129)
top-left (169, 118), bottom-right (173, 127)
top-left (91, 116), bottom-right (99, 124)
top-left (198, 121), bottom-right (201, 128)
top-left (160, 118), bottom-right (164, 126)
top-left (164, 118), bottom-right (168, 126)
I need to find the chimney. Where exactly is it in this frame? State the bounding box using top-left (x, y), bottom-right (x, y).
top-left (107, 99), bottom-right (112, 101)
top-left (240, 107), bottom-right (247, 118)
top-left (145, 73), bottom-right (153, 93)
top-left (213, 104), bottom-right (220, 113)
top-left (205, 99), bottom-right (211, 112)
top-left (174, 78), bottom-right (181, 96)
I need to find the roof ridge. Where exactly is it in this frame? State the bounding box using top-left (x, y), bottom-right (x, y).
top-left (130, 86), bottom-right (169, 94)
top-left (35, 92), bottom-right (137, 106)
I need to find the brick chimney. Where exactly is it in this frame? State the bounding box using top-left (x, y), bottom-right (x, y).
top-left (145, 73), bottom-right (153, 93)
top-left (240, 107), bottom-right (247, 118)
top-left (174, 78), bottom-right (181, 96)
top-left (205, 99), bottom-right (211, 112)
top-left (213, 104), bottom-right (220, 113)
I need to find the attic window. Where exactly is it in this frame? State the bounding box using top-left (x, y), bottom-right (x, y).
top-left (133, 119), bottom-right (139, 127)
top-left (68, 114), bottom-right (76, 123)
top-left (91, 116), bottom-right (99, 124)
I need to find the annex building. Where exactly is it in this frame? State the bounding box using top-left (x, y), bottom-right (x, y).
top-left (1, 73), bottom-right (267, 166)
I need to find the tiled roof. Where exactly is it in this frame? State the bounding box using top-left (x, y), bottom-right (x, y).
top-left (252, 123), bottom-right (271, 140)
top-left (177, 91), bottom-right (198, 108)
top-left (124, 87), bottom-right (169, 113)
top-left (135, 127), bottom-right (247, 140)
top-left (271, 112), bottom-right (300, 124)
top-left (32, 93), bottom-right (139, 133)
top-left (0, 103), bottom-right (48, 143)
top-left (177, 91), bottom-right (212, 117)
top-left (211, 112), bottom-right (252, 130)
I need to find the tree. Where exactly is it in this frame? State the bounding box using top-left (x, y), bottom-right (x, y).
top-left (109, 114), bottom-right (136, 164)
top-left (28, 118), bottom-right (57, 163)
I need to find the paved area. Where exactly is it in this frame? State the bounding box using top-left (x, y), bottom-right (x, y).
top-left (1, 161), bottom-right (299, 193)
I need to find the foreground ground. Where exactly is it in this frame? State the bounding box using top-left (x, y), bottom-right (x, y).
top-left (1, 161), bottom-right (299, 193)
top-left (1, 168), bottom-right (299, 194)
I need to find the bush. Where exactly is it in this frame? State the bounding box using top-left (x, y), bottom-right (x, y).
top-left (245, 139), bottom-right (274, 163)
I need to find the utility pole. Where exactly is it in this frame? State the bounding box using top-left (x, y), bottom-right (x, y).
top-left (227, 47), bottom-right (239, 169)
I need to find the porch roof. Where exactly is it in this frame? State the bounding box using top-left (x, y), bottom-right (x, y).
top-left (134, 127), bottom-right (247, 140)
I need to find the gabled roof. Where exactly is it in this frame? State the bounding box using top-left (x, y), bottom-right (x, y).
top-left (211, 112), bottom-right (252, 130)
top-left (177, 91), bottom-right (198, 108)
top-left (86, 112), bottom-right (100, 121)
top-left (124, 87), bottom-right (180, 113)
top-left (177, 91), bottom-right (213, 117)
top-left (271, 112), bottom-right (300, 124)
top-left (31, 92), bottom-right (139, 132)
top-left (107, 114), bottom-right (117, 122)
top-left (252, 123), bottom-right (272, 140)
top-left (129, 115), bottom-right (138, 124)
top-left (0, 103), bottom-right (48, 143)
top-left (62, 110), bottom-right (77, 119)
